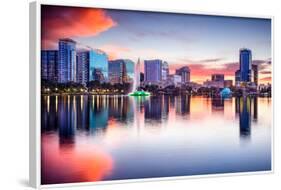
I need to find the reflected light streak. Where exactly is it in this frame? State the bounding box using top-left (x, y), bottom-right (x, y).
top-left (47, 96), bottom-right (50, 113)
top-left (55, 96), bottom-right (58, 112)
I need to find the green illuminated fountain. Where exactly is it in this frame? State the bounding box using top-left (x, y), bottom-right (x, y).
top-left (129, 58), bottom-right (150, 97)
top-left (129, 90), bottom-right (150, 96)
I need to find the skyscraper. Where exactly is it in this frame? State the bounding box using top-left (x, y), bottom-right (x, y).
top-left (58, 38), bottom-right (77, 83)
top-left (108, 59), bottom-right (127, 84)
top-left (224, 80), bottom-right (233, 88)
top-left (239, 97), bottom-right (251, 137)
top-left (89, 49), bottom-right (108, 82)
top-left (41, 50), bottom-right (58, 82)
top-left (235, 70), bottom-right (241, 86)
top-left (92, 68), bottom-right (105, 82)
top-left (175, 66), bottom-right (190, 83)
top-left (144, 59), bottom-right (162, 83)
top-left (161, 61), bottom-right (169, 81)
top-left (76, 51), bottom-right (89, 85)
top-left (239, 48), bottom-right (252, 82)
top-left (124, 59), bottom-right (135, 81)
top-left (211, 74), bottom-right (224, 82)
top-left (168, 74), bottom-right (182, 86)
top-left (252, 64), bottom-right (258, 87)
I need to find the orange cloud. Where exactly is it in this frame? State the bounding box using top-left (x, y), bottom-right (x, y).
top-left (41, 5), bottom-right (117, 49)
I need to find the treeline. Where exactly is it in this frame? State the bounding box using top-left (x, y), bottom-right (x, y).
top-left (41, 79), bottom-right (132, 94)
top-left (41, 79), bottom-right (271, 97)
top-left (139, 85), bottom-right (271, 97)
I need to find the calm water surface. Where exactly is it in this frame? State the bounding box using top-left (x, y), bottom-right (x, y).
top-left (41, 95), bottom-right (271, 184)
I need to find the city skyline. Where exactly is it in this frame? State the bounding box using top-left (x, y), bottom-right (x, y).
top-left (41, 5), bottom-right (271, 84)
top-left (41, 37), bottom-right (265, 91)
top-left (40, 4), bottom-right (272, 185)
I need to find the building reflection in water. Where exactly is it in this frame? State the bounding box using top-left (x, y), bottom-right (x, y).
top-left (211, 97), bottom-right (224, 112)
top-left (76, 95), bottom-right (89, 130)
top-left (176, 95), bottom-right (191, 116)
top-left (41, 94), bottom-right (270, 184)
top-left (169, 96), bottom-right (176, 109)
top-left (42, 95), bottom-right (258, 142)
top-left (144, 95), bottom-right (191, 123)
top-left (253, 97), bottom-right (258, 122)
top-left (144, 96), bottom-right (163, 121)
top-left (89, 95), bottom-right (108, 134)
top-left (161, 95), bottom-right (170, 119)
top-left (133, 96), bottom-right (147, 114)
top-left (41, 95), bottom-right (192, 137)
top-left (108, 95), bottom-right (134, 124)
top-left (235, 96), bottom-right (258, 139)
top-left (41, 95), bottom-right (59, 131)
top-left (239, 97), bottom-right (251, 138)
top-left (57, 95), bottom-right (77, 145)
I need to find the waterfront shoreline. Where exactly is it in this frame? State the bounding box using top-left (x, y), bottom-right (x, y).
top-left (41, 92), bottom-right (271, 98)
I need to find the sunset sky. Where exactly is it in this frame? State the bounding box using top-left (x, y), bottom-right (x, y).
top-left (41, 5), bottom-right (272, 84)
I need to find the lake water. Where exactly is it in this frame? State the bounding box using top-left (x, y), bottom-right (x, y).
top-left (41, 95), bottom-right (271, 185)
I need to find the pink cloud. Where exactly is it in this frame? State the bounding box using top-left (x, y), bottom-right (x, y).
top-left (41, 6), bottom-right (117, 49)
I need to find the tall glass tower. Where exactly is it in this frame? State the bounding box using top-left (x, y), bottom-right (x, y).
top-left (89, 49), bottom-right (108, 82)
top-left (76, 51), bottom-right (90, 85)
top-left (58, 38), bottom-right (77, 83)
top-left (108, 59), bottom-right (127, 84)
top-left (239, 48), bottom-right (252, 82)
top-left (41, 50), bottom-right (58, 82)
top-left (176, 66), bottom-right (190, 83)
top-left (124, 59), bottom-right (135, 80)
top-left (144, 59), bottom-right (162, 83)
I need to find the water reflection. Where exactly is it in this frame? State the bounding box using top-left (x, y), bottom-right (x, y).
top-left (58, 95), bottom-right (76, 144)
top-left (144, 96), bottom-right (164, 121)
top-left (176, 95), bottom-right (190, 116)
top-left (253, 97), bottom-right (258, 121)
top-left (237, 97), bottom-right (251, 138)
top-left (212, 97), bottom-right (224, 112)
top-left (41, 95), bottom-right (271, 184)
top-left (234, 97), bottom-right (259, 139)
top-left (41, 95), bottom-right (264, 144)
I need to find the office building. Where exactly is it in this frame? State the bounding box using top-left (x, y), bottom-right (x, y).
top-left (224, 80), bottom-right (233, 88)
top-left (76, 51), bottom-right (89, 85)
top-left (144, 59), bottom-right (162, 83)
top-left (168, 74), bottom-right (182, 86)
top-left (239, 48), bottom-right (252, 82)
top-left (235, 48), bottom-right (253, 86)
top-left (92, 68), bottom-right (105, 82)
top-left (176, 66), bottom-right (190, 83)
top-left (235, 70), bottom-right (241, 86)
top-left (162, 61), bottom-right (169, 81)
top-left (203, 80), bottom-right (224, 88)
top-left (203, 74), bottom-right (225, 88)
top-left (58, 38), bottom-right (77, 83)
top-left (108, 59), bottom-right (127, 84)
top-left (124, 59), bottom-right (135, 82)
top-left (41, 50), bottom-right (58, 82)
top-left (252, 64), bottom-right (258, 87)
top-left (89, 49), bottom-right (108, 82)
top-left (211, 74), bottom-right (224, 82)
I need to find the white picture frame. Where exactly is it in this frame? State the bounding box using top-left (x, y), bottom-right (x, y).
top-left (29, 1), bottom-right (274, 188)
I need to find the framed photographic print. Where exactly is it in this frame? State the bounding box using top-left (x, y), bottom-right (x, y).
top-left (29, 1), bottom-right (273, 188)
